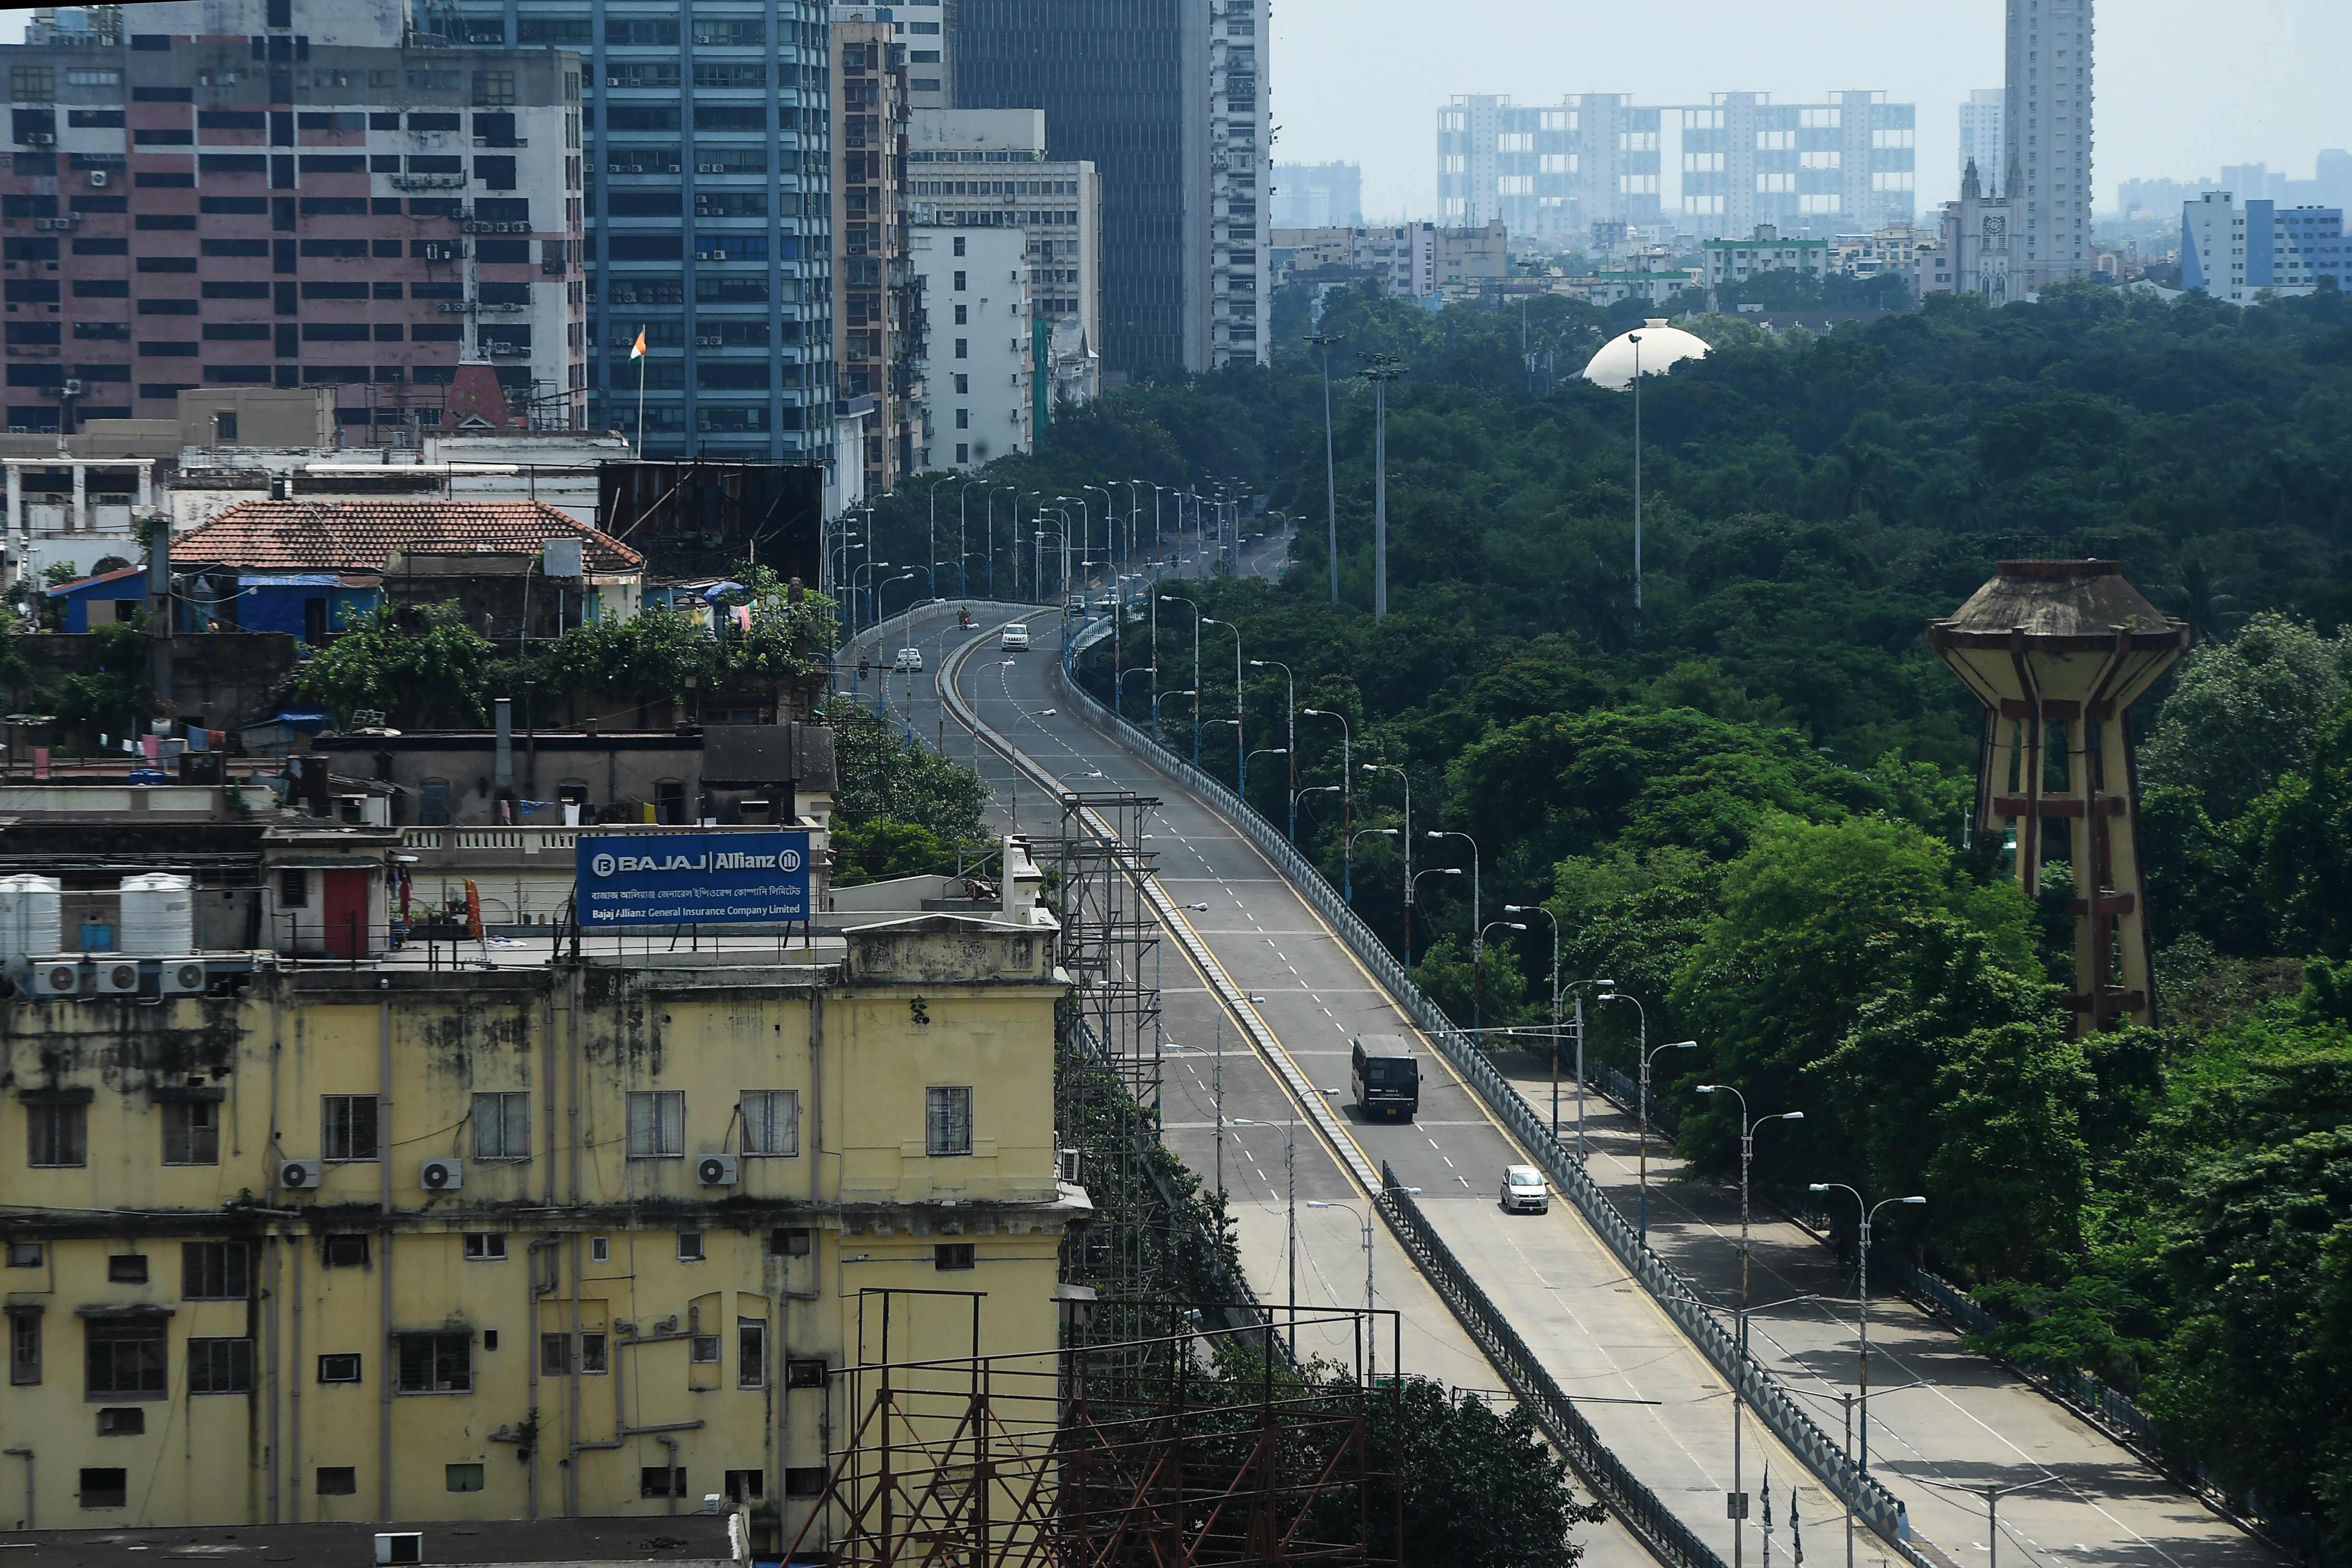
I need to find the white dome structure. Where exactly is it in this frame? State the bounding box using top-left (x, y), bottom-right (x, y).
top-left (1582, 319), bottom-right (1711, 390)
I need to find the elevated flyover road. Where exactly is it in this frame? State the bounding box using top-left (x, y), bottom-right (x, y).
top-left (846, 598), bottom-right (1858, 1568)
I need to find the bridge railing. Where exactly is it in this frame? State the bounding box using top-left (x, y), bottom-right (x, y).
top-left (1056, 617), bottom-right (1927, 1562)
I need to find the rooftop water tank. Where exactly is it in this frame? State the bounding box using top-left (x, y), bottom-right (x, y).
top-left (119, 872), bottom-right (194, 956)
top-left (0, 874), bottom-right (62, 959)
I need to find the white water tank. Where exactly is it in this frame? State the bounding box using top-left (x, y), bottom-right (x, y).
top-left (119, 873), bottom-right (194, 956)
top-left (0, 874), bottom-right (62, 959)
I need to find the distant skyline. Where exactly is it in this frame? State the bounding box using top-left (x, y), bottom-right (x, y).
top-left (1269, 0), bottom-right (2352, 225)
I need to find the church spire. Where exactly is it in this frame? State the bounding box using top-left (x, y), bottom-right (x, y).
top-left (1962, 158), bottom-right (1982, 201)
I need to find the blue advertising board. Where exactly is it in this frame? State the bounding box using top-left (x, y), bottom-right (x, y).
top-left (576, 831), bottom-right (812, 928)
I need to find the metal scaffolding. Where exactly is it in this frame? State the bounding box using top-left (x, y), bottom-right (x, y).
top-left (785, 1288), bottom-right (1402, 1568)
top-left (1052, 788), bottom-right (1167, 1306)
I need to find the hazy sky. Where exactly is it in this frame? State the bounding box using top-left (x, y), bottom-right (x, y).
top-left (1269, 0), bottom-right (2352, 221)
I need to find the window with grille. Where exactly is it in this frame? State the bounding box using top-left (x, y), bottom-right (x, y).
top-left (462, 1233), bottom-right (506, 1261)
top-left (935, 1243), bottom-right (975, 1271)
top-left (84, 1317), bottom-right (167, 1399)
top-left (396, 1332), bottom-right (470, 1393)
top-left (8, 1308), bottom-right (38, 1386)
top-left (626, 1091), bottom-right (684, 1158)
top-left (79, 1468), bottom-right (126, 1509)
top-left (28, 1100), bottom-right (86, 1167)
top-left (472, 1092), bottom-right (530, 1160)
top-left (162, 1100), bottom-right (220, 1165)
top-left (737, 1319), bottom-right (766, 1388)
top-left (926, 1087), bottom-right (972, 1157)
top-left (182, 1242), bottom-right (249, 1300)
top-left (322, 1094), bottom-right (380, 1161)
top-left (678, 1232), bottom-right (705, 1263)
top-left (188, 1337), bottom-right (253, 1394)
top-left (739, 1090), bottom-right (799, 1157)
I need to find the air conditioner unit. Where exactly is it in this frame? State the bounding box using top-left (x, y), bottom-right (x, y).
top-left (93, 959), bottom-right (140, 995)
top-left (420, 1158), bottom-right (464, 1191)
top-left (87, 170), bottom-right (107, 187)
top-left (279, 1158), bottom-right (318, 1191)
top-left (26, 133), bottom-right (53, 147)
top-left (665, 164), bottom-right (680, 173)
top-left (696, 163), bottom-right (722, 174)
top-left (1058, 1148), bottom-right (1081, 1184)
top-left (696, 334), bottom-right (720, 347)
top-left (695, 1152), bottom-right (740, 1187)
top-left (158, 958), bottom-right (208, 996)
top-left (607, 76), bottom-right (622, 87)
top-left (28, 957), bottom-right (83, 997)
top-left (60, 379), bottom-right (81, 396)
top-left (607, 161), bottom-right (623, 173)
top-left (375, 1533), bottom-right (423, 1567)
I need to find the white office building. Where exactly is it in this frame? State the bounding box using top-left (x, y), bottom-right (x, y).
top-left (1680, 91), bottom-right (1915, 238)
top-left (832, 0), bottom-right (953, 110)
top-left (911, 227), bottom-right (1031, 470)
top-left (910, 109), bottom-right (1103, 403)
top-left (1436, 94), bottom-right (1664, 239)
top-left (1960, 89), bottom-right (2004, 186)
top-left (2006, 0), bottom-right (2094, 290)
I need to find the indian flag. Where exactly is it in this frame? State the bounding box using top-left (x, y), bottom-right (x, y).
top-left (629, 327), bottom-right (647, 360)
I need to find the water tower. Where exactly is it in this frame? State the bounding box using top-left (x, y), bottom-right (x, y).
top-left (1928, 561), bottom-right (2189, 1034)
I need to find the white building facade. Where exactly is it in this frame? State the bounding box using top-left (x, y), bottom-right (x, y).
top-left (1209, 0), bottom-right (1270, 369)
top-left (1435, 94), bottom-right (1664, 240)
top-left (1959, 89), bottom-right (2005, 187)
top-left (910, 227), bottom-right (1031, 470)
top-left (1680, 91), bottom-right (1915, 239)
top-left (1702, 225), bottom-right (1830, 290)
top-left (2006, 0), bottom-right (2095, 291)
top-left (909, 109), bottom-right (1103, 404)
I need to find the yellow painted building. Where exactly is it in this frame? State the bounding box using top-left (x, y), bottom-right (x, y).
top-left (0, 849), bottom-right (1080, 1547)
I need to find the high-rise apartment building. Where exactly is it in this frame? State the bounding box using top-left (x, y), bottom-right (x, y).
top-left (1960, 89), bottom-right (2004, 187)
top-left (453, 0), bottom-right (832, 462)
top-left (955, 0), bottom-right (1264, 379)
top-left (1271, 162), bottom-right (1361, 228)
top-left (910, 225), bottom-right (1029, 469)
top-left (1679, 91), bottom-right (1914, 237)
top-left (909, 109), bottom-right (1102, 404)
top-left (830, 22), bottom-right (919, 501)
top-left (833, 1), bottom-right (953, 110)
top-left (2006, 0), bottom-right (2094, 290)
top-left (1435, 94), bottom-right (1662, 241)
top-left (0, 0), bottom-right (586, 440)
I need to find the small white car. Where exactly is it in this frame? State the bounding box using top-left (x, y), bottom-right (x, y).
top-left (893, 647), bottom-right (923, 673)
top-left (1000, 623), bottom-right (1031, 651)
top-left (1502, 1165), bottom-right (1550, 1215)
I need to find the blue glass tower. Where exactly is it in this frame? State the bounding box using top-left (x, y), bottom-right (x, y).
top-left (455, 1), bottom-right (834, 460)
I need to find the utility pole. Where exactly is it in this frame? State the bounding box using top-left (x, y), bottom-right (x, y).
top-left (1304, 332), bottom-right (1342, 606)
top-left (1359, 353), bottom-right (1403, 621)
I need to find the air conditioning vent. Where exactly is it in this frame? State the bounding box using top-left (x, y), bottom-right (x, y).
top-left (420, 1158), bottom-right (464, 1191)
top-left (1058, 1148), bottom-right (1082, 1184)
top-left (695, 1152), bottom-right (740, 1187)
top-left (87, 169), bottom-right (107, 187)
top-left (375, 1533), bottom-right (423, 1566)
top-left (158, 959), bottom-right (207, 995)
top-left (60, 379), bottom-right (82, 396)
top-left (279, 1159), bottom-right (318, 1190)
top-left (94, 960), bottom-right (140, 995)
top-left (29, 957), bottom-right (82, 997)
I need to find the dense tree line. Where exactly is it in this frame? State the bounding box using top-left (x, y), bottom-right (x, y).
top-left (859, 275), bottom-right (2352, 1542)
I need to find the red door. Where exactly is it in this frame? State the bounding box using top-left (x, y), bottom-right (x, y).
top-left (322, 870), bottom-right (370, 958)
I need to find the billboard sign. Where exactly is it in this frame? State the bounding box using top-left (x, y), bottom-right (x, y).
top-left (576, 831), bottom-right (812, 928)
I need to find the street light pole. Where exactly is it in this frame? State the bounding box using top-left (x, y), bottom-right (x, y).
top-left (1204, 618), bottom-right (1242, 789)
top-left (1367, 763), bottom-right (1412, 955)
top-left (1476, 919), bottom-right (1527, 1036)
top-left (1236, 1117), bottom-right (1299, 1355)
top-left (1303, 332), bottom-right (1342, 606)
top-left (1505, 904), bottom-right (1565, 1140)
top-left (1408, 866), bottom-right (1460, 968)
top-left (1698, 1084), bottom-right (1805, 1568)
top-left (1348, 828), bottom-right (1398, 907)
top-left (1358, 352), bottom-right (1402, 620)
top-left (1809, 1184), bottom-right (1927, 1483)
top-left (1250, 660), bottom-right (1294, 841)
top-left (1426, 829), bottom-right (1481, 981)
top-left (1302, 708), bottom-right (1351, 869)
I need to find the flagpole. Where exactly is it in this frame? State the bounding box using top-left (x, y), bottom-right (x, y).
top-left (635, 334), bottom-right (647, 457)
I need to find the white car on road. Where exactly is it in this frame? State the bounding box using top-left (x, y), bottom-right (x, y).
top-left (1000, 623), bottom-right (1030, 651)
top-left (893, 647), bottom-right (923, 673)
top-left (1501, 1165), bottom-right (1550, 1214)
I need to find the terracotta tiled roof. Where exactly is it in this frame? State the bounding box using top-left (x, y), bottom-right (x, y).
top-left (169, 500), bottom-right (645, 576)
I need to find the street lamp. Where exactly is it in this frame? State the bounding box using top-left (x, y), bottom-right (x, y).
top-left (1117, 666), bottom-right (1156, 726)
top-left (1303, 331), bottom-right (1342, 606)
top-left (1202, 617), bottom-right (1243, 789)
top-left (1475, 919), bottom-right (1526, 1035)
top-left (1348, 827), bottom-right (1398, 906)
top-left (1365, 763), bottom-right (1412, 955)
top-left (1505, 905), bottom-right (1585, 1148)
top-left (1300, 709), bottom-right (1352, 848)
top-left (850, 559), bottom-right (893, 634)
top-left (1425, 830), bottom-right (1481, 976)
top-left (1249, 659), bottom-right (1295, 840)
top-left (1158, 594), bottom-right (1202, 764)
top-left (1807, 1183), bottom-right (1926, 1483)
top-left (1306, 1194), bottom-right (1418, 1379)
top-left (1407, 866), bottom-right (1461, 967)
top-left (1153, 689), bottom-right (1198, 752)
top-left (1245, 746), bottom-right (1287, 810)
top-left (1696, 1083), bottom-right (1804, 1568)
top-left (1233, 1118), bottom-right (1298, 1354)
top-left (1904, 1473), bottom-right (2062, 1568)
top-left (1604, 987), bottom-right (1686, 1244)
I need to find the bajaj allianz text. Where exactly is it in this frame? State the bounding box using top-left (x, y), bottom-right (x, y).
top-left (577, 834), bottom-right (812, 926)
